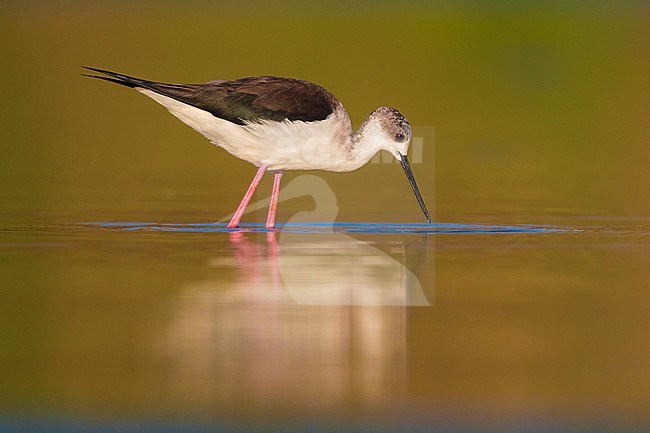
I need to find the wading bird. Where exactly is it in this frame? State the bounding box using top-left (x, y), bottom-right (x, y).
top-left (84, 67), bottom-right (431, 229)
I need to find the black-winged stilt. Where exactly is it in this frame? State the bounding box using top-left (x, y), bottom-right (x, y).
top-left (83, 67), bottom-right (431, 229)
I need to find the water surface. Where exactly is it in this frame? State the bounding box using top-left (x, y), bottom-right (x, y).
top-left (2, 211), bottom-right (649, 432)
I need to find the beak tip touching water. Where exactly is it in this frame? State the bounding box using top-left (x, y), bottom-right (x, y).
top-left (398, 153), bottom-right (432, 224)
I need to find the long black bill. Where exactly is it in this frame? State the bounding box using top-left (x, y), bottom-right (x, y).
top-left (398, 152), bottom-right (432, 223)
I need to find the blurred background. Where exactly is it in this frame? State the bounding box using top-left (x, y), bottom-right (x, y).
top-left (1, 1), bottom-right (649, 432)
top-left (1, 0), bottom-right (648, 221)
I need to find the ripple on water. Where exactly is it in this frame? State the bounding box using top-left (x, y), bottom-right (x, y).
top-left (82, 221), bottom-right (572, 234)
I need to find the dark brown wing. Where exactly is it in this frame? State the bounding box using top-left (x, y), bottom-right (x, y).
top-left (83, 67), bottom-right (338, 125)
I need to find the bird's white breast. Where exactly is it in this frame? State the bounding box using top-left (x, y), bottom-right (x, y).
top-left (137, 89), bottom-right (361, 172)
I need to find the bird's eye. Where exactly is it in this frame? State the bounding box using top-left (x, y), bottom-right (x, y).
top-left (394, 133), bottom-right (406, 142)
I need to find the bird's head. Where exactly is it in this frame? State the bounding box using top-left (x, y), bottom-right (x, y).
top-left (363, 106), bottom-right (413, 160)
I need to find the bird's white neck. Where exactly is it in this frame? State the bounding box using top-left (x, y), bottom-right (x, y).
top-left (345, 116), bottom-right (391, 169)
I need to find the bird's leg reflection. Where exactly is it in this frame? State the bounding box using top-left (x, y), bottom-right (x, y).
top-left (228, 231), bottom-right (281, 300)
top-left (228, 230), bottom-right (246, 245)
top-left (228, 231), bottom-right (278, 260)
top-left (158, 230), bottom-right (436, 414)
top-left (266, 232), bottom-right (280, 290)
top-left (266, 231), bottom-right (278, 255)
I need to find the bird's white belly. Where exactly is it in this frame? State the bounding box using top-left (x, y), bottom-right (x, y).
top-left (240, 117), bottom-right (359, 171)
top-left (138, 89), bottom-right (360, 172)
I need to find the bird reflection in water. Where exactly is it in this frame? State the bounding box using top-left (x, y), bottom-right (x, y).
top-left (158, 175), bottom-right (431, 415)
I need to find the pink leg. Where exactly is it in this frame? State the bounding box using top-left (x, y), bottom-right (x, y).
top-left (266, 170), bottom-right (283, 229)
top-left (227, 164), bottom-right (268, 229)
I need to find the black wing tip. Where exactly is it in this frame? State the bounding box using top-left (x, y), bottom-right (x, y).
top-left (82, 66), bottom-right (118, 76)
top-left (81, 66), bottom-right (142, 88)
top-left (80, 67), bottom-right (200, 112)
top-left (82, 73), bottom-right (136, 88)
top-left (82, 66), bottom-right (118, 78)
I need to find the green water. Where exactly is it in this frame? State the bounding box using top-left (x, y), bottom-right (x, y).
top-left (1, 2), bottom-right (649, 431)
